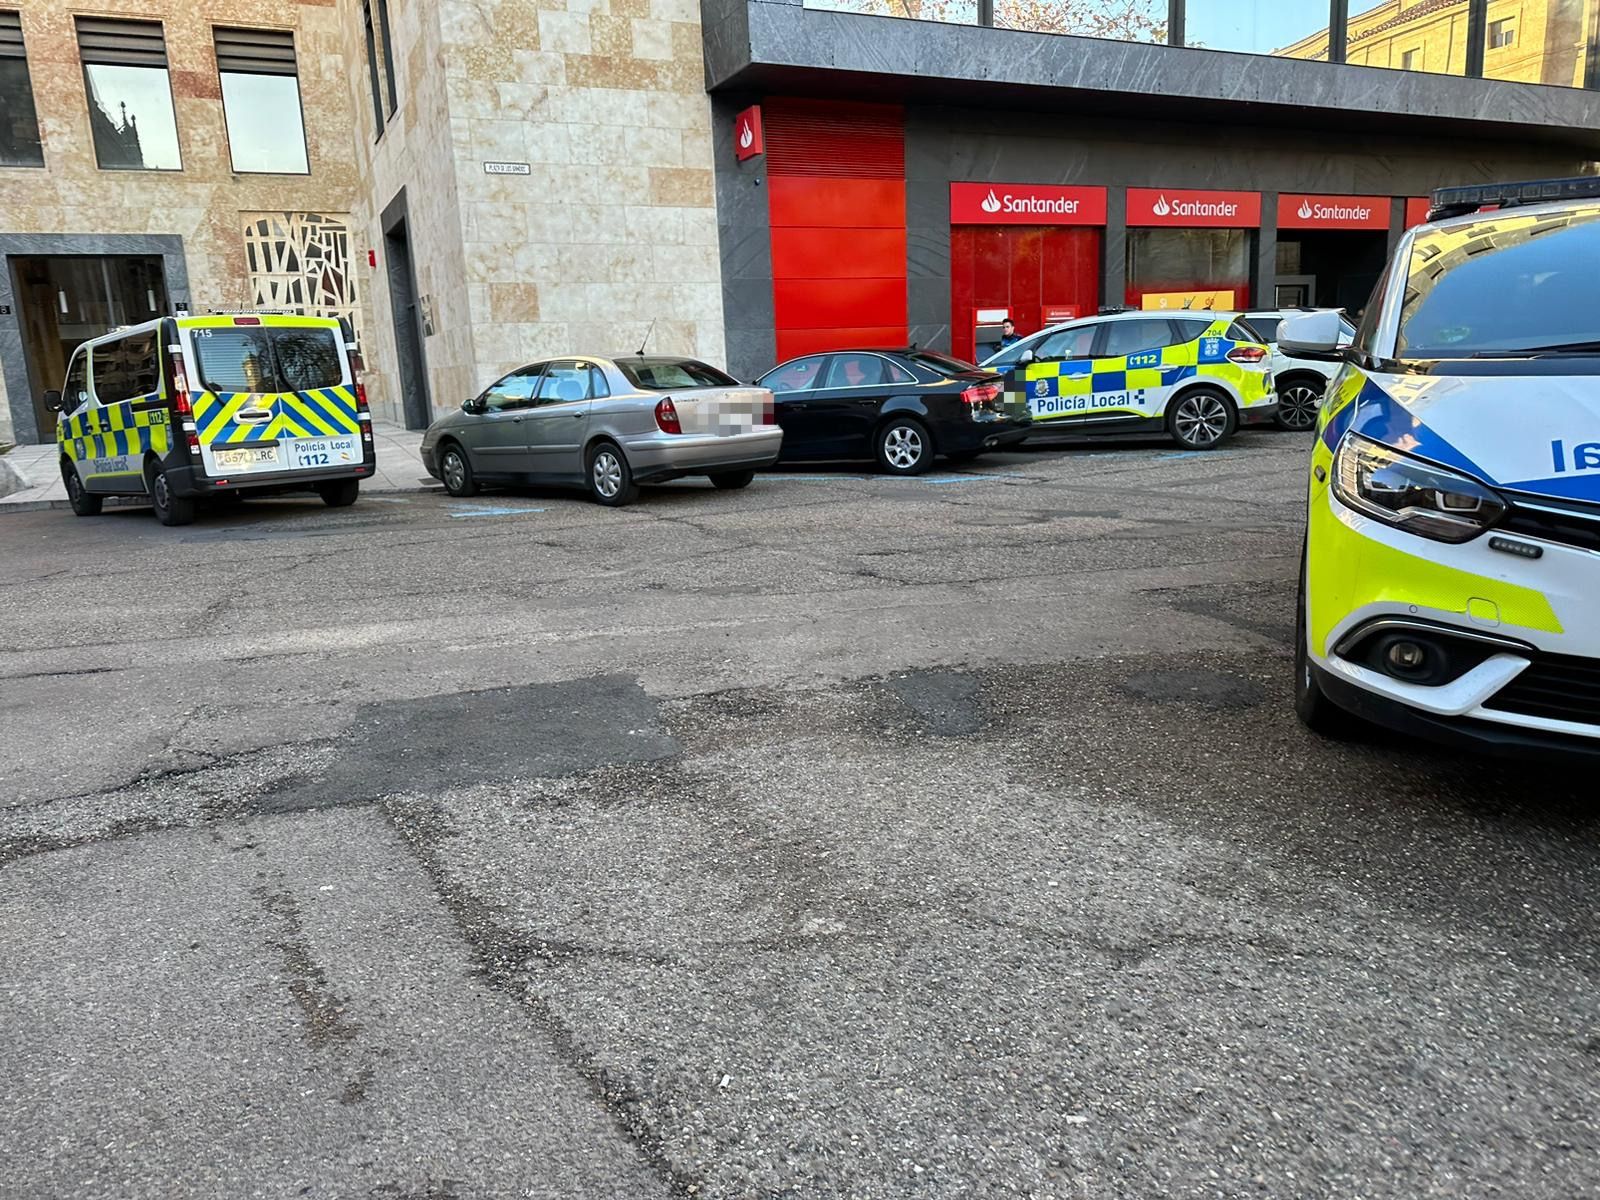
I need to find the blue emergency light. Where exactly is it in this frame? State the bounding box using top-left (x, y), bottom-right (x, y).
top-left (1429, 175), bottom-right (1600, 221)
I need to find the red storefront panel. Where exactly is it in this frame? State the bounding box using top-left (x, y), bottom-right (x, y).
top-left (1126, 187), bottom-right (1262, 228)
top-left (765, 100), bottom-right (907, 362)
top-left (1405, 196), bottom-right (1431, 228)
top-left (949, 225), bottom-right (1100, 364)
top-left (1277, 193), bottom-right (1392, 230)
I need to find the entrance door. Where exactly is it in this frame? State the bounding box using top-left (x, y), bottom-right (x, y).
top-left (950, 226), bottom-right (1100, 365)
top-left (382, 206), bottom-right (432, 430)
top-left (10, 255), bottom-right (168, 440)
top-left (1276, 233), bottom-right (1388, 313)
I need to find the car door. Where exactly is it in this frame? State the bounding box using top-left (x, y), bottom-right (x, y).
top-left (814, 353), bottom-right (915, 456)
top-left (1015, 322), bottom-right (1099, 425)
top-left (523, 359), bottom-right (594, 479)
top-left (1085, 317), bottom-right (1187, 421)
top-left (462, 364), bottom-right (544, 476)
top-left (757, 355), bottom-right (829, 459)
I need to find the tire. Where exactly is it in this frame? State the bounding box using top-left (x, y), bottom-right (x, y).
top-left (439, 442), bottom-right (478, 498)
top-left (147, 462), bottom-right (195, 527)
top-left (587, 441), bottom-right (639, 507)
top-left (1294, 540), bottom-right (1364, 739)
top-left (709, 469), bottom-right (755, 490)
top-left (63, 465), bottom-right (102, 517)
top-left (317, 479), bottom-right (360, 507)
top-left (876, 416), bottom-right (933, 476)
top-left (1166, 388), bottom-right (1237, 450)
top-left (1275, 376), bottom-right (1325, 432)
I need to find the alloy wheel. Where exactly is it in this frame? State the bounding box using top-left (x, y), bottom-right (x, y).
top-left (1279, 384), bottom-right (1322, 431)
top-left (883, 425), bottom-right (924, 470)
top-left (593, 451), bottom-right (623, 498)
top-left (443, 450), bottom-right (466, 493)
top-left (1174, 395), bottom-right (1229, 448)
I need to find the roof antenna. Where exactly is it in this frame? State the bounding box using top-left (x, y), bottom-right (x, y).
top-left (637, 319), bottom-right (656, 357)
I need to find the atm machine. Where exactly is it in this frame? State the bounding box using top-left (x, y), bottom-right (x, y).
top-left (972, 307), bottom-right (1009, 364)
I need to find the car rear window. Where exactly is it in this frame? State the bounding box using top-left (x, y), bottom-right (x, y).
top-left (618, 358), bottom-right (739, 390)
top-left (190, 325), bottom-right (344, 394)
top-left (906, 351), bottom-right (977, 377)
top-left (1226, 319), bottom-right (1265, 343)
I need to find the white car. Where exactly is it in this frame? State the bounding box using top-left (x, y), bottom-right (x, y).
top-left (1244, 309), bottom-right (1355, 431)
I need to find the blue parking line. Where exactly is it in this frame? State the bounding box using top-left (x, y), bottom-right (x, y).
top-left (446, 504), bottom-right (547, 519)
top-left (921, 473), bottom-right (1030, 485)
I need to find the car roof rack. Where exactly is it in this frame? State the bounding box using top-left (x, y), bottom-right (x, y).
top-left (1428, 175), bottom-right (1600, 221)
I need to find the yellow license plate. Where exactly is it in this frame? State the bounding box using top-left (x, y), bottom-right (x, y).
top-left (214, 446), bottom-right (278, 469)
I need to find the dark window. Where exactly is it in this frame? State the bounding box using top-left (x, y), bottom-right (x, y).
top-left (1400, 48), bottom-right (1421, 70)
top-left (823, 354), bottom-right (911, 388)
top-left (619, 358), bottom-right (739, 390)
top-left (0, 11), bottom-right (44, 168)
top-left (760, 356), bottom-right (825, 392)
top-left (92, 331), bottom-right (159, 403)
top-left (362, 0), bottom-right (398, 136)
top-left (1171, 317), bottom-right (1217, 341)
top-left (76, 17), bottom-right (182, 171)
top-left (1489, 18), bottom-right (1515, 49)
top-left (905, 351), bottom-right (977, 376)
top-left (1245, 315), bottom-right (1282, 342)
top-left (537, 361), bottom-right (592, 403)
top-left (1033, 325), bottom-right (1098, 361)
top-left (1101, 318), bottom-right (1179, 357)
top-left (214, 27), bottom-right (308, 174)
top-left (190, 325), bottom-right (345, 393)
top-left (1396, 207), bottom-right (1600, 359)
top-left (1226, 319), bottom-right (1264, 342)
top-left (63, 352), bottom-right (91, 413)
top-left (482, 367), bottom-right (542, 410)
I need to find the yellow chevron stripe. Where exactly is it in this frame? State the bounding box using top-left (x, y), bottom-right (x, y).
top-left (282, 394), bottom-right (338, 437)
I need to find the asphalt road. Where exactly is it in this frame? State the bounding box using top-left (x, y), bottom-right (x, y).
top-left (3, 433), bottom-right (1598, 1199)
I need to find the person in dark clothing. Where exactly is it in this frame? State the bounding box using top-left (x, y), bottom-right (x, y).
top-left (998, 318), bottom-right (1021, 349)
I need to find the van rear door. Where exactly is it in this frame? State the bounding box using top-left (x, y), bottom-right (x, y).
top-left (184, 318), bottom-right (364, 477)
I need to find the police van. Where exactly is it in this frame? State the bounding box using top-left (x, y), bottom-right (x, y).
top-left (1286, 176), bottom-right (1600, 758)
top-left (981, 310), bottom-right (1277, 450)
top-left (47, 313), bottom-right (375, 526)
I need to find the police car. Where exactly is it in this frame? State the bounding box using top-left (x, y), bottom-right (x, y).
top-left (1287, 176), bottom-right (1600, 758)
top-left (981, 310), bottom-right (1277, 449)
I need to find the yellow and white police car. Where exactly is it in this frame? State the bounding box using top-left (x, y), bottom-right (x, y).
top-left (981, 310), bottom-right (1277, 449)
top-left (47, 313), bottom-right (375, 526)
top-left (1286, 177), bottom-right (1600, 758)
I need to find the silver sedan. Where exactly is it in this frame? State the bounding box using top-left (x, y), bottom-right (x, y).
top-left (421, 356), bottom-right (782, 506)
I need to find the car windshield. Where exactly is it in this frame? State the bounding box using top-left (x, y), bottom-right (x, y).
top-left (907, 351), bottom-right (977, 376)
top-left (190, 325), bottom-right (344, 393)
top-left (1396, 204), bottom-right (1600, 359)
top-left (618, 358), bottom-right (739, 390)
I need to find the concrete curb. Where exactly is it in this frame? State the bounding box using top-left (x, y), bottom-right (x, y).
top-left (0, 481), bottom-right (443, 515)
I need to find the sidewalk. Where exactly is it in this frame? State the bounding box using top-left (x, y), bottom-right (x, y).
top-left (0, 421), bottom-right (435, 512)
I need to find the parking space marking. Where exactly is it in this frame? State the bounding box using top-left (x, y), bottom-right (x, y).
top-left (921, 473), bottom-right (1031, 485)
top-left (446, 504), bottom-right (548, 519)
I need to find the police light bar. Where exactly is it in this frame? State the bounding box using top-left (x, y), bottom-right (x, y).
top-left (1429, 175), bottom-right (1600, 221)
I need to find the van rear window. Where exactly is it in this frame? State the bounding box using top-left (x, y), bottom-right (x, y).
top-left (190, 326), bottom-right (344, 394)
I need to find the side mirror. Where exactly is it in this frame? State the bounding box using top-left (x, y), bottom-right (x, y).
top-left (1018, 349), bottom-right (1036, 366)
top-left (43, 389), bottom-right (63, 412)
top-left (463, 396), bottom-right (482, 413)
top-left (1278, 311), bottom-right (1348, 363)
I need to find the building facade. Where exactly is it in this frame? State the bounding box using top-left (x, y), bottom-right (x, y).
top-left (2, 0), bottom-right (1599, 446)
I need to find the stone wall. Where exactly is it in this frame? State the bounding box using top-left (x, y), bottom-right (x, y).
top-left (0, 0), bottom-right (365, 442)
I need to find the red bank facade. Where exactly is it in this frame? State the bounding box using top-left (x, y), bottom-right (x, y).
top-left (705, 19), bottom-right (1600, 381)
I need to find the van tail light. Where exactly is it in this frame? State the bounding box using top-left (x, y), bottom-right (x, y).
top-left (1226, 345), bottom-right (1268, 364)
top-left (171, 350), bottom-right (190, 401)
top-left (962, 382), bottom-right (1003, 410)
top-left (655, 397), bottom-right (682, 434)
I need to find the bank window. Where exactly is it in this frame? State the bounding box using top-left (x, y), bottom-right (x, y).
top-left (76, 17), bottom-right (182, 171)
top-left (214, 27), bottom-right (309, 175)
top-left (362, 0), bottom-right (399, 137)
top-left (0, 12), bottom-right (43, 168)
top-left (1489, 18), bottom-right (1515, 49)
top-left (1182, 1), bottom-right (1334, 63)
top-left (1126, 228), bottom-right (1253, 311)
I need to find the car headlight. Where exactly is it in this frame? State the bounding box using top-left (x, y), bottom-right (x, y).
top-left (1332, 433), bottom-right (1506, 543)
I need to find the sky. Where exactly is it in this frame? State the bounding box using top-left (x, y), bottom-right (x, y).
top-left (1184, 0), bottom-right (1334, 54)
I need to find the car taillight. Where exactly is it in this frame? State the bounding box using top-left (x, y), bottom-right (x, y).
top-left (655, 397), bottom-right (682, 434)
top-left (961, 383), bottom-right (1002, 407)
top-left (171, 350), bottom-right (190, 398)
top-left (1226, 345), bottom-right (1268, 364)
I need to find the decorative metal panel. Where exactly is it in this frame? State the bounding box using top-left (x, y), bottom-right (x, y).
top-left (242, 213), bottom-right (361, 340)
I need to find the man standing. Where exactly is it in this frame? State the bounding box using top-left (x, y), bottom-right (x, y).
top-left (998, 318), bottom-right (1022, 349)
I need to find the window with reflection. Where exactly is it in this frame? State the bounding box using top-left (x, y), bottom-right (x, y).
top-left (1345, 0), bottom-right (1469, 76)
top-left (1185, 1), bottom-right (1333, 62)
top-left (996, 0), bottom-right (1166, 41)
top-left (801, 0), bottom-right (980, 27)
top-left (0, 11), bottom-right (43, 167)
top-left (75, 17), bottom-right (182, 171)
top-left (1483, 0), bottom-right (1589, 88)
top-left (214, 27), bottom-right (309, 174)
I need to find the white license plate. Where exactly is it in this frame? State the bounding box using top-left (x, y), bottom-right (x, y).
top-left (285, 436), bottom-right (360, 470)
top-left (213, 446), bottom-right (279, 470)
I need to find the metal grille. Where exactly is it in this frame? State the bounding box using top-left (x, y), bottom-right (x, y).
top-left (75, 17), bottom-right (168, 68)
top-left (0, 11), bottom-right (23, 59)
top-left (1485, 654), bottom-right (1600, 726)
top-left (1499, 499), bottom-right (1600, 556)
top-left (214, 27), bottom-right (296, 77)
top-left (764, 99), bottom-right (905, 180)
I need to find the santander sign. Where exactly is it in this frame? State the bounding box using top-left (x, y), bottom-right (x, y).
top-left (1128, 188), bottom-right (1261, 228)
top-left (1278, 192), bottom-right (1391, 230)
top-left (951, 182), bottom-right (1108, 226)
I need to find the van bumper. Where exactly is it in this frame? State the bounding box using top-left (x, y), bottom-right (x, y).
top-left (167, 460), bottom-right (376, 496)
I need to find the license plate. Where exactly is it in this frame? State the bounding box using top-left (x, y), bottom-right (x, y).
top-left (213, 446), bottom-right (279, 469)
top-left (285, 435), bottom-right (360, 469)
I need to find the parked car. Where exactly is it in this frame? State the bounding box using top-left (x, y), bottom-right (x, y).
top-left (1244, 308), bottom-right (1356, 431)
top-left (754, 349), bottom-right (1030, 475)
top-left (980, 311), bottom-right (1277, 450)
top-left (421, 356), bottom-right (781, 506)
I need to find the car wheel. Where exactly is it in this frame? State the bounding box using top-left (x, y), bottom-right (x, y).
top-left (1166, 388), bottom-right (1237, 450)
top-left (317, 479), bottom-right (360, 508)
top-left (1294, 539), bottom-right (1363, 738)
top-left (64, 466), bottom-right (102, 517)
top-left (876, 417), bottom-right (933, 476)
top-left (587, 441), bottom-right (639, 507)
top-left (147, 462), bottom-right (194, 527)
top-left (439, 443), bottom-right (478, 498)
top-left (1275, 377), bottom-right (1324, 431)
top-left (709, 469), bottom-right (755, 490)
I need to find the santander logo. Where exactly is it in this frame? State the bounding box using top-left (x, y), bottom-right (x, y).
top-left (981, 190), bottom-right (1002, 214)
top-left (1152, 194), bottom-right (1171, 217)
top-left (738, 121), bottom-right (752, 150)
top-left (1297, 199), bottom-right (1314, 220)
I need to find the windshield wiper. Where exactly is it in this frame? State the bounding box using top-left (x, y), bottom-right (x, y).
top-left (1469, 340), bottom-right (1600, 358)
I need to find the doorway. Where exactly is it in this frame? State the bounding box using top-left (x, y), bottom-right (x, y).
top-left (9, 255), bottom-right (168, 439)
top-left (1275, 232), bottom-right (1388, 314)
top-left (381, 191), bottom-right (431, 430)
